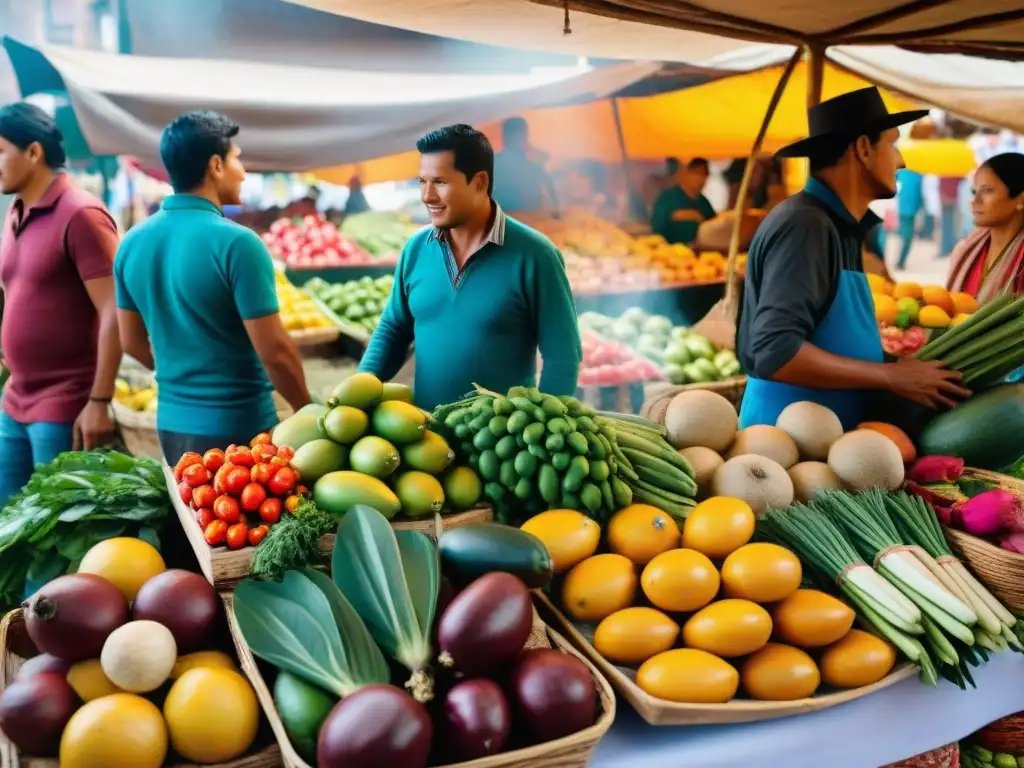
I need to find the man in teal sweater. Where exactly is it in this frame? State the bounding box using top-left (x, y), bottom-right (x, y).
top-left (358, 124), bottom-right (581, 410)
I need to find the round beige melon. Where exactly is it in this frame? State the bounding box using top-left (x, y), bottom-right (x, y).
top-left (711, 454), bottom-right (794, 517)
top-left (664, 390), bottom-right (738, 452)
top-left (679, 446), bottom-right (724, 499)
top-left (727, 425), bottom-right (799, 468)
top-left (788, 461), bottom-right (843, 503)
top-left (827, 429), bottom-right (905, 492)
top-left (775, 401), bottom-right (844, 461)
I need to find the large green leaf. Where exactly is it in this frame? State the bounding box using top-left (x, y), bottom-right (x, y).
top-left (331, 506), bottom-right (438, 672)
top-left (233, 570), bottom-right (388, 698)
top-left (395, 530), bottom-right (440, 644)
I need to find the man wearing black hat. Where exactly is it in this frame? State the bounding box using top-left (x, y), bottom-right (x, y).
top-left (737, 87), bottom-right (969, 430)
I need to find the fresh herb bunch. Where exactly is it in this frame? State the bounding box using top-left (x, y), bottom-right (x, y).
top-left (249, 497), bottom-right (336, 581)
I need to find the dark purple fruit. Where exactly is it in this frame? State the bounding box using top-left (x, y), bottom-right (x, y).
top-left (0, 673), bottom-right (78, 756)
top-left (16, 653), bottom-right (71, 680)
top-left (437, 572), bottom-right (532, 676)
top-left (443, 679), bottom-right (511, 761)
top-left (23, 574), bottom-right (128, 661)
top-left (132, 569), bottom-right (220, 652)
top-left (317, 684), bottom-right (432, 768)
top-left (512, 649), bottom-right (597, 744)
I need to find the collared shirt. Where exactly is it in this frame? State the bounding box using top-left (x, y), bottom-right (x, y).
top-left (428, 203), bottom-right (507, 288)
top-left (737, 178), bottom-right (879, 379)
top-left (0, 174), bottom-right (117, 423)
top-left (650, 185), bottom-right (716, 245)
top-left (114, 194), bottom-right (279, 437)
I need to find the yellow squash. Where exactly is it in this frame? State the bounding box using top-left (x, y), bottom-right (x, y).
top-left (594, 607), bottom-right (679, 666)
top-left (683, 599), bottom-right (773, 658)
top-left (561, 554), bottom-right (638, 623)
top-left (720, 542), bottom-right (802, 604)
top-left (641, 548), bottom-right (720, 613)
top-left (820, 629), bottom-right (896, 689)
top-left (607, 504), bottom-right (680, 565)
top-left (637, 648), bottom-right (739, 704)
top-left (741, 643), bottom-right (821, 701)
top-left (521, 509), bottom-right (600, 573)
top-left (771, 589), bottom-right (855, 648)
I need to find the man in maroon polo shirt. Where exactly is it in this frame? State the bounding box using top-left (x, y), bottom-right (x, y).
top-left (0, 103), bottom-right (121, 504)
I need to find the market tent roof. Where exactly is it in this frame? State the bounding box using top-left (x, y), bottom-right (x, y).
top-left (284, 0), bottom-right (1024, 60)
top-left (315, 59), bottom-right (920, 185)
top-left (1, 37), bottom-right (660, 172)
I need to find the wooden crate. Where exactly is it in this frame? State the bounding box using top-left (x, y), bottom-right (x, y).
top-left (0, 596), bottom-right (282, 768)
top-left (165, 464), bottom-right (493, 589)
top-left (535, 591), bottom-right (917, 726)
top-left (227, 596), bottom-right (615, 768)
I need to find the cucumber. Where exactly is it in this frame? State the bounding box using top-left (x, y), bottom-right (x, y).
top-left (469, 413), bottom-right (490, 431)
top-left (599, 479), bottom-right (615, 511)
top-left (546, 417), bottom-right (570, 435)
top-left (439, 522), bottom-right (554, 588)
top-left (610, 476), bottom-right (633, 507)
top-left (488, 415), bottom-right (509, 436)
top-left (506, 410), bottom-right (530, 434)
top-left (624, 448), bottom-right (699, 495)
top-left (495, 434), bottom-right (519, 460)
top-left (596, 411), bottom-right (667, 435)
top-left (630, 476), bottom-right (695, 504)
top-left (523, 422), bottom-right (546, 445)
top-left (558, 395), bottom-right (585, 413)
top-left (566, 431), bottom-right (589, 455)
top-left (506, 385), bottom-right (529, 399)
top-left (510, 396), bottom-right (535, 412)
top-left (514, 450), bottom-right (538, 478)
top-left (491, 396), bottom-right (514, 416)
top-left (575, 415), bottom-right (599, 434)
top-left (444, 407), bottom-right (471, 428)
top-left (478, 450), bottom-right (499, 481)
top-left (473, 428), bottom-right (498, 451)
top-left (540, 395), bottom-right (568, 417)
top-left (615, 429), bottom-right (694, 475)
top-left (564, 416), bottom-right (578, 432)
top-left (454, 423), bottom-right (472, 439)
top-left (538, 464), bottom-right (559, 503)
top-left (514, 477), bottom-right (533, 501)
top-left (527, 443), bottom-right (550, 462)
top-left (563, 455), bottom-right (590, 492)
top-left (545, 432), bottom-right (566, 452)
top-left (590, 459), bottom-right (610, 482)
top-left (584, 431), bottom-right (606, 460)
top-left (484, 482), bottom-right (506, 502)
top-left (499, 459), bottom-right (518, 490)
top-left (468, 453), bottom-right (480, 471)
top-left (919, 383), bottom-right (1024, 469)
top-left (580, 482), bottom-right (602, 513)
top-left (551, 451), bottom-right (571, 472)
top-left (525, 387), bottom-right (544, 404)
top-left (628, 484), bottom-right (693, 519)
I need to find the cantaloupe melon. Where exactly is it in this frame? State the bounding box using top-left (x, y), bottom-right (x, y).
top-left (775, 402), bottom-right (844, 461)
top-left (678, 447), bottom-right (723, 499)
top-left (727, 426), bottom-right (799, 469)
top-left (711, 455), bottom-right (794, 517)
top-left (827, 430), bottom-right (905, 492)
top-left (664, 390), bottom-right (737, 452)
top-left (787, 462), bottom-right (843, 503)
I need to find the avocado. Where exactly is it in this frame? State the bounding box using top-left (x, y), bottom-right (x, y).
top-left (401, 431), bottom-right (455, 474)
top-left (289, 439), bottom-right (349, 484)
top-left (273, 671), bottom-right (337, 763)
top-left (348, 436), bottom-right (401, 478)
top-left (371, 400), bottom-right (427, 444)
top-left (394, 471), bottom-right (445, 518)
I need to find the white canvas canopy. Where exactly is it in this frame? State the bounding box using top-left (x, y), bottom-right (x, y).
top-left (2, 38), bottom-right (661, 171)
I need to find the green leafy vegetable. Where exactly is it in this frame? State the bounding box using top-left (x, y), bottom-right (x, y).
top-left (0, 451), bottom-right (170, 610)
top-left (233, 569), bottom-right (389, 698)
top-left (332, 505), bottom-right (439, 701)
top-left (250, 497), bottom-right (335, 581)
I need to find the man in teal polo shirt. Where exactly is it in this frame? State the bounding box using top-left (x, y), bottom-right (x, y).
top-left (358, 124), bottom-right (581, 410)
top-left (114, 111), bottom-right (310, 459)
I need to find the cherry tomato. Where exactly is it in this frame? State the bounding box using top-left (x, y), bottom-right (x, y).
top-left (174, 452), bottom-right (203, 482)
top-left (259, 497), bottom-right (282, 525)
top-left (268, 455), bottom-right (288, 468)
top-left (225, 446), bottom-right (255, 468)
top-left (177, 480), bottom-right (194, 506)
top-left (192, 484), bottom-right (217, 510)
top-left (226, 522), bottom-right (249, 551)
top-left (226, 444), bottom-right (238, 452)
top-left (202, 448), bottom-right (226, 472)
top-left (267, 466), bottom-right (298, 497)
top-left (251, 443), bottom-right (278, 463)
top-left (250, 432), bottom-right (272, 447)
top-left (196, 508), bottom-right (217, 529)
top-left (224, 466), bottom-right (252, 496)
top-left (295, 484), bottom-right (309, 496)
top-left (213, 462), bottom-right (234, 495)
top-left (248, 525), bottom-right (270, 547)
top-left (276, 445), bottom-right (296, 462)
top-left (249, 462), bottom-right (275, 486)
top-left (284, 495), bottom-right (301, 514)
top-left (240, 483), bottom-right (267, 513)
top-left (182, 463), bottom-right (211, 488)
top-left (204, 519), bottom-right (228, 547)
top-left (214, 494), bottom-right (241, 524)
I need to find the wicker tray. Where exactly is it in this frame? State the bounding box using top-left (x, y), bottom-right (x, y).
top-left (639, 376), bottom-right (748, 423)
top-left (164, 464), bottom-right (493, 589)
top-left (226, 595), bottom-right (615, 768)
top-left (535, 591), bottom-right (917, 726)
top-left (943, 468), bottom-right (1024, 614)
top-left (0, 596), bottom-right (281, 768)
top-left (112, 401), bottom-right (163, 460)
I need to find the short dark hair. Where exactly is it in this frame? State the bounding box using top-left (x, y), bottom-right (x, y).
top-left (665, 157), bottom-right (681, 175)
top-left (501, 117), bottom-right (528, 143)
top-left (160, 110), bottom-right (239, 193)
top-left (416, 124), bottom-right (494, 195)
top-left (809, 131), bottom-right (882, 174)
top-left (0, 102), bottom-right (66, 169)
top-left (687, 157), bottom-right (710, 173)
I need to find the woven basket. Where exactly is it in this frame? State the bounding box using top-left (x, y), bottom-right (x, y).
top-left (883, 744), bottom-right (959, 768)
top-left (943, 469), bottom-right (1024, 613)
top-left (112, 401), bottom-right (163, 460)
top-left (227, 596), bottom-right (616, 768)
top-left (640, 376), bottom-right (747, 423)
top-left (974, 712), bottom-right (1024, 753)
top-left (0, 598), bottom-right (282, 768)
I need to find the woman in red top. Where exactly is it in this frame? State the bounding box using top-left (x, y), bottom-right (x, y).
top-left (947, 153), bottom-right (1024, 300)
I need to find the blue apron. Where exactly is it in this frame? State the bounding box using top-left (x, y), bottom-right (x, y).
top-left (740, 269), bottom-right (884, 431)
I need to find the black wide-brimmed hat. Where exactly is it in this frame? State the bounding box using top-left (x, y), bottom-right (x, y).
top-left (776, 86), bottom-right (929, 158)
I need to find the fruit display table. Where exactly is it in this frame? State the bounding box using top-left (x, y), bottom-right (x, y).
top-left (591, 651), bottom-right (1024, 768)
top-left (574, 281), bottom-right (726, 328)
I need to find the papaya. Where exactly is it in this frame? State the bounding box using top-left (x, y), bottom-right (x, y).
top-left (289, 439), bottom-right (349, 484)
top-left (402, 431), bottom-right (455, 474)
top-left (272, 408), bottom-right (326, 450)
top-left (313, 471), bottom-right (401, 519)
top-left (329, 373), bottom-right (383, 410)
top-left (380, 383), bottom-right (414, 403)
top-left (444, 467), bottom-right (482, 510)
top-left (348, 436), bottom-right (401, 478)
top-left (395, 471), bottom-right (445, 518)
top-left (320, 406), bottom-right (369, 444)
top-left (372, 401), bottom-right (427, 444)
